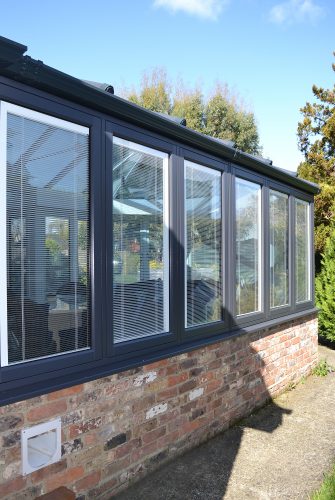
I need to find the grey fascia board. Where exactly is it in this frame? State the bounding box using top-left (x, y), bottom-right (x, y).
top-left (0, 36), bottom-right (27, 68)
top-left (0, 40), bottom-right (319, 195)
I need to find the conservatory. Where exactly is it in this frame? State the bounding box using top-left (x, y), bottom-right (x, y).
top-left (0, 36), bottom-right (317, 405)
top-left (0, 36), bottom-right (319, 499)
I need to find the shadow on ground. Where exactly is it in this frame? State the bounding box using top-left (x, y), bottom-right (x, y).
top-left (114, 340), bottom-right (292, 500)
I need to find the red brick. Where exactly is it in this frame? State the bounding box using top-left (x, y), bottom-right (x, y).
top-left (131, 441), bottom-right (159, 462)
top-left (0, 315), bottom-right (318, 499)
top-left (159, 408), bottom-right (179, 424)
top-left (157, 429), bottom-right (180, 448)
top-left (0, 476), bottom-right (27, 498)
top-left (27, 399), bottom-right (67, 422)
top-left (156, 386), bottom-right (178, 401)
top-left (200, 371), bottom-right (215, 383)
top-left (115, 438), bottom-right (141, 459)
top-left (132, 394), bottom-right (155, 413)
top-left (145, 359), bottom-right (169, 370)
top-left (178, 380), bottom-right (197, 394)
top-left (74, 471), bottom-right (101, 492)
top-left (89, 477), bottom-right (118, 497)
top-left (83, 433), bottom-right (97, 446)
top-left (168, 373), bottom-right (188, 386)
top-left (142, 426), bottom-right (166, 444)
top-left (105, 380), bottom-right (129, 396)
top-left (102, 456), bottom-right (131, 478)
top-left (206, 380), bottom-right (221, 393)
top-left (36, 486), bottom-right (75, 499)
top-left (180, 401), bottom-right (197, 414)
top-left (69, 417), bottom-right (102, 438)
top-left (181, 419), bottom-right (203, 434)
top-left (47, 385), bottom-right (83, 400)
top-left (166, 363), bottom-right (179, 375)
top-left (168, 415), bottom-right (187, 432)
top-left (45, 466), bottom-right (85, 492)
top-left (31, 459), bottom-right (67, 483)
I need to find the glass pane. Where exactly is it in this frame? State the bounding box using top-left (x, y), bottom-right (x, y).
top-left (113, 138), bottom-right (169, 343)
top-left (236, 178), bottom-right (261, 316)
top-left (45, 217), bottom-right (70, 296)
top-left (7, 112), bottom-right (90, 364)
top-left (185, 161), bottom-right (222, 327)
top-left (270, 190), bottom-right (289, 308)
top-left (295, 199), bottom-right (310, 302)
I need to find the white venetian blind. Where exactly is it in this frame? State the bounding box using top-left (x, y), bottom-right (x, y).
top-left (6, 107), bottom-right (90, 364)
top-left (185, 161), bottom-right (222, 327)
top-left (112, 137), bottom-right (169, 343)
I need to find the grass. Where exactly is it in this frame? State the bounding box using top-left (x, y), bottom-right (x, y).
top-left (311, 465), bottom-right (335, 500)
top-left (312, 359), bottom-right (334, 377)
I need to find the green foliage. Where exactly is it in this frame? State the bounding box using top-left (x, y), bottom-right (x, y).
top-left (122, 70), bottom-right (261, 155)
top-left (172, 87), bottom-right (204, 131)
top-left (316, 227), bottom-right (335, 342)
top-left (205, 85), bottom-right (260, 154)
top-left (128, 68), bottom-right (171, 114)
top-left (312, 359), bottom-right (333, 377)
top-left (297, 54), bottom-right (335, 258)
top-left (45, 237), bottom-right (61, 258)
top-left (311, 465), bottom-right (335, 500)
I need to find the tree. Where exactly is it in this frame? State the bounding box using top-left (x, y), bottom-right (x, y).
top-left (316, 226), bottom-right (335, 342)
top-left (122, 70), bottom-right (261, 155)
top-left (127, 68), bottom-right (171, 114)
top-left (205, 85), bottom-right (260, 154)
top-left (172, 87), bottom-right (204, 132)
top-left (297, 53), bottom-right (335, 261)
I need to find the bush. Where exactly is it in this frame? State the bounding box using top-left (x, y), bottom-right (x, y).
top-left (316, 227), bottom-right (335, 342)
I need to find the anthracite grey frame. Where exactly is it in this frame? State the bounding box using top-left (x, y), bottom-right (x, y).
top-left (0, 70), bottom-right (316, 406)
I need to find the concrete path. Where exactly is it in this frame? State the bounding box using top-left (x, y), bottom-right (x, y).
top-left (115, 345), bottom-right (335, 500)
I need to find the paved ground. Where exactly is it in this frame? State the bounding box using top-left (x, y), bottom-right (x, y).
top-left (115, 345), bottom-right (335, 500)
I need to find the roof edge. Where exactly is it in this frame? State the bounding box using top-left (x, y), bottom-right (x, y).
top-left (0, 37), bottom-right (319, 195)
top-left (0, 36), bottom-right (27, 69)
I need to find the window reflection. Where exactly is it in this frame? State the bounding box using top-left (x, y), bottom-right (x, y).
top-left (270, 191), bottom-right (289, 308)
top-left (236, 178), bottom-right (261, 316)
top-left (7, 112), bottom-right (90, 364)
top-left (112, 138), bottom-right (169, 343)
top-left (295, 199), bottom-right (310, 303)
top-left (185, 161), bottom-right (222, 327)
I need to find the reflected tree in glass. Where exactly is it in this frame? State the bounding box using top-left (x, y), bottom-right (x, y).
top-left (295, 199), bottom-right (310, 302)
top-left (112, 138), bottom-right (169, 343)
top-left (6, 112), bottom-right (90, 363)
top-left (185, 161), bottom-right (222, 327)
top-left (270, 191), bottom-right (289, 308)
top-left (236, 178), bottom-right (261, 315)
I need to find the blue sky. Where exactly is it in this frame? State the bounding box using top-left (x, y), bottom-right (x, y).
top-left (1, 0), bottom-right (334, 171)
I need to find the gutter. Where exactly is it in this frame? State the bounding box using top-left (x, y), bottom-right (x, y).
top-left (0, 36), bottom-right (319, 195)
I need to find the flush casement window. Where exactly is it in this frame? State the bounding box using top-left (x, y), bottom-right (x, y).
top-left (0, 103), bottom-right (90, 366)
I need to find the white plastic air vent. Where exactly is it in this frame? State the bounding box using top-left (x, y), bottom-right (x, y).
top-left (21, 418), bottom-right (61, 475)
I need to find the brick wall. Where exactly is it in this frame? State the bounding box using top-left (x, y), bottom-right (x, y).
top-left (0, 313), bottom-right (318, 499)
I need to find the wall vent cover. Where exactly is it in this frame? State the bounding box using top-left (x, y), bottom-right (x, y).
top-left (21, 418), bottom-right (61, 475)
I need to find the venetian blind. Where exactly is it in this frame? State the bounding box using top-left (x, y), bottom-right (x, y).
top-left (185, 161), bottom-right (222, 327)
top-left (6, 110), bottom-right (90, 364)
top-left (112, 138), bottom-right (169, 343)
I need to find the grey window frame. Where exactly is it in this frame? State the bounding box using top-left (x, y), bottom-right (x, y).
top-left (293, 193), bottom-right (314, 309)
top-left (0, 74), bottom-right (316, 406)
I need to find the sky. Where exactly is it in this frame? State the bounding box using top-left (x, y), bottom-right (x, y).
top-left (1, 0), bottom-right (334, 172)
